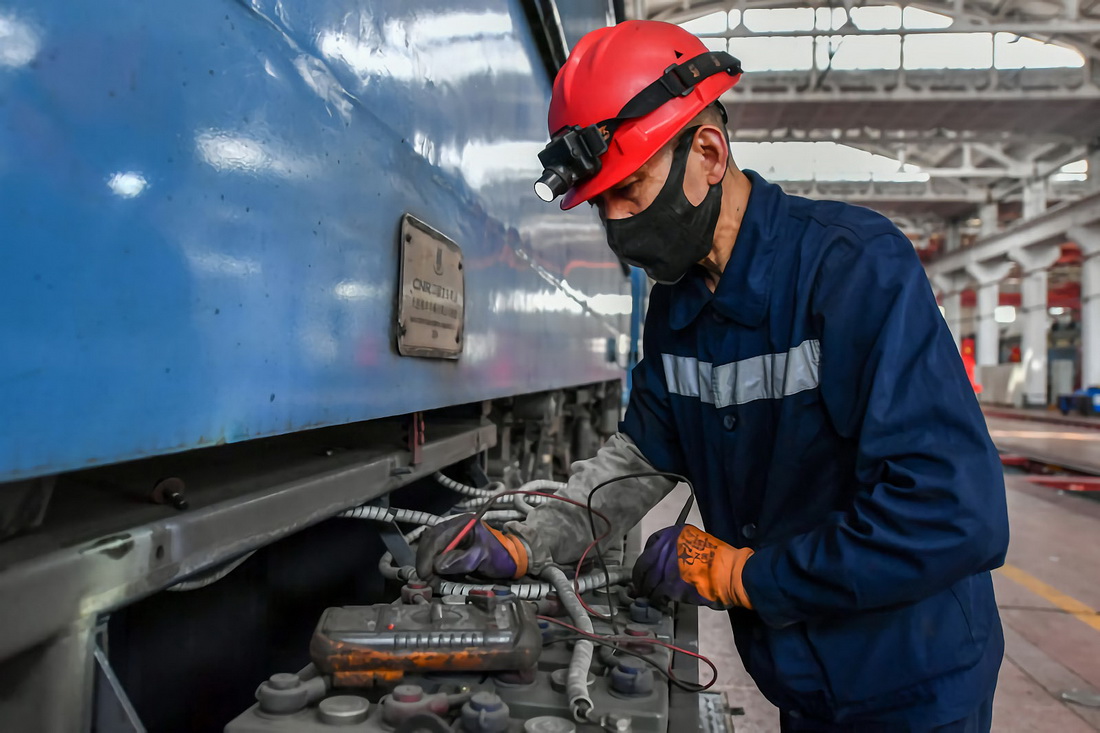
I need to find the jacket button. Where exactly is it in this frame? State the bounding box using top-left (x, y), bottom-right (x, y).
top-left (741, 523), bottom-right (757, 539)
top-left (722, 414), bottom-right (737, 431)
top-left (710, 309), bottom-right (724, 323)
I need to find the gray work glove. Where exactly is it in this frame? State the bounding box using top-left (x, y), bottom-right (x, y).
top-left (505, 432), bottom-right (676, 575)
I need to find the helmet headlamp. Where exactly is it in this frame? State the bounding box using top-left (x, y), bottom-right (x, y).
top-left (535, 124), bottom-right (609, 202)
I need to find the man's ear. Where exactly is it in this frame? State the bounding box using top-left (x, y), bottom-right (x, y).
top-left (694, 125), bottom-right (729, 186)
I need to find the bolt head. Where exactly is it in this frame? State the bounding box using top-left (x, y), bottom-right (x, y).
top-left (392, 684), bottom-right (423, 703)
top-left (469, 691), bottom-right (503, 712)
top-left (266, 673), bottom-right (298, 690)
top-left (318, 696), bottom-right (370, 724)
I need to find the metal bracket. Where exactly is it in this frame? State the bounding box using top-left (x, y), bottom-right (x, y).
top-left (93, 623), bottom-right (145, 733)
top-left (698, 691), bottom-right (740, 733)
top-left (362, 494), bottom-right (415, 569)
top-left (466, 459), bottom-right (491, 489)
top-left (408, 412), bottom-right (425, 466)
top-left (0, 476), bottom-right (55, 541)
top-left (378, 520), bottom-right (416, 570)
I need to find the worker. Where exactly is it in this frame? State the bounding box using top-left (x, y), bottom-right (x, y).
top-left (962, 337), bottom-right (983, 394)
top-left (417, 20), bottom-right (1008, 732)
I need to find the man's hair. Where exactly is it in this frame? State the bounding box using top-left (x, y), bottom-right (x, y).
top-left (691, 101), bottom-right (727, 130)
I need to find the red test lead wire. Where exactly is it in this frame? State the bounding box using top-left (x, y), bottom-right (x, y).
top-left (536, 614), bottom-right (718, 691)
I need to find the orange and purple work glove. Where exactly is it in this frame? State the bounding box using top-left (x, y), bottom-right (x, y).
top-left (415, 513), bottom-right (529, 580)
top-left (633, 525), bottom-right (754, 610)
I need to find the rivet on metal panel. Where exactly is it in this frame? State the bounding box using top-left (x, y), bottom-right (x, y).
top-left (151, 478), bottom-right (188, 510)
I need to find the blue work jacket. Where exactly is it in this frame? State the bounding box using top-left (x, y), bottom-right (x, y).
top-left (621, 171), bottom-right (1009, 729)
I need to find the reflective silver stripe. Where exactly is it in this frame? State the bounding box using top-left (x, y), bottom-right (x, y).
top-left (663, 340), bottom-right (820, 408)
top-left (661, 354), bottom-right (714, 404)
top-left (782, 339), bottom-right (821, 399)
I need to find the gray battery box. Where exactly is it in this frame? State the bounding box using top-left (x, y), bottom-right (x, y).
top-left (310, 593), bottom-right (540, 687)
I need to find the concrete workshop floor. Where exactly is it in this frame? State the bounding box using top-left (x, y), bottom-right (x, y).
top-left (639, 478), bottom-right (1100, 732)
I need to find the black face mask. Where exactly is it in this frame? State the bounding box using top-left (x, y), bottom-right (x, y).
top-left (602, 127), bottom-right (722, 285)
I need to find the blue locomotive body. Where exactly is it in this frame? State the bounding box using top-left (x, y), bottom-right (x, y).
top-left (0, 5), bottom-right (671, 732)
top-left (0, 0), bottom-right (627, 483)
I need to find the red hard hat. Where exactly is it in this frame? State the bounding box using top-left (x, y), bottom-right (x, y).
top-left (549, 20), bottom-right (742, 210)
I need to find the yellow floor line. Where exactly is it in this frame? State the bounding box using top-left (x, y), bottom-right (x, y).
top-left (997, 563), bottom-right (1100, 633)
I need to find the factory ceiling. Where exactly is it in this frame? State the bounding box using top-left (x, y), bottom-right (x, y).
top-left (627, 1), bottom-right (1100, 247)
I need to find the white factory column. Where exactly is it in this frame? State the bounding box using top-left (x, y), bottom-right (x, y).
top-left (976, 284), bottom-right (1000, 366)
top-left (932, 272), bottom-right (969, 351)
top-left (1088, 149), bottom-right (1100, 194)
top-left (979, 202), bottom-right (999, 236)
top-left (1010, 245), bottom-right (1062, 406)
top-left (944, 222), bottom-right (962, 254)
top-left (1071, 225), bottom-right (1100, 388)
top-left (1023, 178), bottom-right (1048, 220)
top-left (966, 261), bottom-right (1015, 367)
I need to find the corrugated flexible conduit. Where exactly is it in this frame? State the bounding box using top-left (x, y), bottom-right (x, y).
top-left (338, 505), bottom-right (524, 526)
top-left (456, 494), bottom-right (503, 511)
top-left (339, 505), bottom-right (441, 526)
top-left (520, 479), bottom-right (568, 493)
top-left (434, 566), bottom-right (629, 599)
top-left (508, 479), bottom-right (567, 514)
top-left (454, 478), bottom-right (567, 511)
top-left (457, 492), bottom-right (560, 511)
top-left (542, 566), bottom-right (595, 722)
top-left (433, 472), bottom-right (499, 498)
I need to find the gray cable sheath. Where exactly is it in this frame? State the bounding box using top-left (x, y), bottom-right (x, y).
top-left (340, 505), bottom-right (523, 526)
top-left (458, 493), bottom-right (556, 511)
top-left (433, 566), bottom-right (629, 599)
top-left (522, 479), bottom-right (568, 492)
top-left (339, 505), bottom-right (440, 526)
top-left (542, 566), bottom-right (595, 722)
top-left (433, 472), bottom-right (499, 498)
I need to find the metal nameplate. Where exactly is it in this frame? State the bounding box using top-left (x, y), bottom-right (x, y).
top-left (397, 215), bottom-right (464, 359)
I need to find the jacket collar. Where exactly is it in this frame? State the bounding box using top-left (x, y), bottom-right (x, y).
top-left (668, 169), bottom-right (782, 331)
